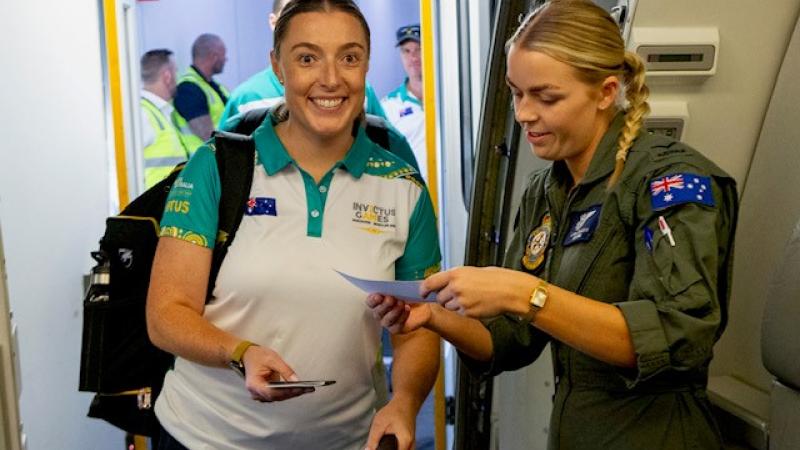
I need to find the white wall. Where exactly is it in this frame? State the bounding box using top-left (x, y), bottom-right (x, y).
top-left (137, 0), bottom-right (273, 91)
top-left (0, 1), bottom-right (121, 449)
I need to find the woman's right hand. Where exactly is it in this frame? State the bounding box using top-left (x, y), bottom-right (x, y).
top-left (241, 345), bottom-right (314, 402)
top-left (366, 294), bottom-right (433, 335)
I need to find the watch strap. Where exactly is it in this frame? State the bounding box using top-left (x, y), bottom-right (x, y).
top-left (231, 340), bottom-right (256, 364)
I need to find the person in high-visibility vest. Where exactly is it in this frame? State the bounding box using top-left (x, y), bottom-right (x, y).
top-left (140, 49), bottom-right (190, 189)
top-left (172, 34), bottom-right (229, 152)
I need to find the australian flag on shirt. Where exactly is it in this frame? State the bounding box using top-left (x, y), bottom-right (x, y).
top-left (649, 172), bottom-right (715, 211)
top-left (245, 197), bottom-right (277, 216)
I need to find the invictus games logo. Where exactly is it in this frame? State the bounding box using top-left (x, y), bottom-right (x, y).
top-left (352, 202), bottom-right (396, 232)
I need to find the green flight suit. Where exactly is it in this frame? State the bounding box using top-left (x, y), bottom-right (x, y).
top-left (463, 113), bottom-right (739, 450)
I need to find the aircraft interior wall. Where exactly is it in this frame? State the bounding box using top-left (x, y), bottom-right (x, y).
top-left (711, 6), bottom-right (800, 390)
top-left (0, 1), bottom-right (123, 449)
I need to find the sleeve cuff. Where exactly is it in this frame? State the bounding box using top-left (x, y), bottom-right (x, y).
top-left (459, 315), bottom-right (549, 379)
top-left (615, 300), bottom-right (672, 388)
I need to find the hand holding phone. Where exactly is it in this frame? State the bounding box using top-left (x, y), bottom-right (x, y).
top-left (266, 380), bottom-right (336, 389)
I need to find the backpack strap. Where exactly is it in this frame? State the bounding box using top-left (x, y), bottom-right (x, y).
top-left (363, 114), bottom-right (390, 150)
top-left (207, 130), bottom-right (256, 300)
top-left (233, 107), bottom-right (272, 135)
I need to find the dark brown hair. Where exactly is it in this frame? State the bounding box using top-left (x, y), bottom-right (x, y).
top-left (273, 0), bottom-right (371, 58)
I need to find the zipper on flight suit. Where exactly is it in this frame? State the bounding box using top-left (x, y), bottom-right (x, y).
top-left (543, 181), bottom-right (575, 388)
top-left (545, 182), bottom-right (583, 446)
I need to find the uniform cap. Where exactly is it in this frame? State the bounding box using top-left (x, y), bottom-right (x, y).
top-left (396, 24), bottom-right (420, 46)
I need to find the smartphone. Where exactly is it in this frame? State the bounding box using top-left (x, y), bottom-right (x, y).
top-left (377, 434), bottom-right (398, 450)
top-left (266, 380), bottom-right (336, 389)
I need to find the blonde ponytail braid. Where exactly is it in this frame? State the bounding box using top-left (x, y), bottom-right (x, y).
top-left (608, 51), bottom-right (650, 188)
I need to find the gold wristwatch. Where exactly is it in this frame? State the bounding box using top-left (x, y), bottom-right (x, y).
top-left (520, 280), bottom-right (549, 323)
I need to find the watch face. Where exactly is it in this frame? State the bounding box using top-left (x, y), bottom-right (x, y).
top-left (228, 361), bottom-right (245, 378)
top-left (532, 288), bottom-right (548, 308)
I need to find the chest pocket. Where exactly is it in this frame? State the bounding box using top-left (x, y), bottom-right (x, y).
top-left (555, 211), bottom-right (632, 302)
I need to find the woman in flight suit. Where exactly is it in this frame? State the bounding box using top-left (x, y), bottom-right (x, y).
top-left (367, 1), bottom-right (738, 449)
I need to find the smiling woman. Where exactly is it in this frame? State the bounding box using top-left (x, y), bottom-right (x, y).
top-left (270, 7), bottom-right (371, 180)
top-left (145, 1), bottom-right (441, 450)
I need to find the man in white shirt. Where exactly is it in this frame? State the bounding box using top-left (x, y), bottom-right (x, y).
top-left (381, 24), bottom-right (427, 181)
top-left (139, 49), bottom-right (190, 188)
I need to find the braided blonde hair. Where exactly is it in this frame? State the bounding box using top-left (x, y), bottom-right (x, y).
top-left (508, 0), bottom-right (650, 187)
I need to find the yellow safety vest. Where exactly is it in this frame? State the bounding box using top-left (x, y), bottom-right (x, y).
top-left (172, 67), bottom-right (229, 152)
top-left (141, 97), bottom-right (190, 189)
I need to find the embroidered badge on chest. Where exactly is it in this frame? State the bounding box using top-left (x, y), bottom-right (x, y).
top-left (522, 214), bottom-right (551, 271)
top-left (563, 205), bottom-right (602, 247)
top-left (245, 197), bottom-right (277, 216)
top-left (352, 201), bottom-right (397, 234)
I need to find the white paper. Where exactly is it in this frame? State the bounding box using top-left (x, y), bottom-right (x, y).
top-left (336, 270), bottom-right (437, 303)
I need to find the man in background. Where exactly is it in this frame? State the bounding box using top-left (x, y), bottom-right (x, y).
top-left (381, 24), bottom-right (427, 181)
top-left (172, 33), bottom-right (229, 152)
top-left (218, 0), bottom-right (388, 126)
top-left (139, 49), bottom-right (190, 189)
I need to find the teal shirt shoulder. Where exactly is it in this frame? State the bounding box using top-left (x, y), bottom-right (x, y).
top-left (384, 80), bottom-right (422, 107)
top-left (360, 144), bottom-right (439, 280)
top-left (364, 84), bottom-right (387, 119)
top-left (159, 145), bottom-right (221, 248)
top-left (218, 68), bottom-right (284, 127)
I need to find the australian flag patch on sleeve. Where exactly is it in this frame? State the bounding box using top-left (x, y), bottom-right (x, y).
top-left (649, 173), bottom-right (715, 211)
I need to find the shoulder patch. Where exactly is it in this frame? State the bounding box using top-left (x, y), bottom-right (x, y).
top-left (649, 172), bottom-right (715, 211)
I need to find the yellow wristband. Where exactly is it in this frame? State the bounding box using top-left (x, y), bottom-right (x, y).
top-left (231, 340), bottom-right (256, 364)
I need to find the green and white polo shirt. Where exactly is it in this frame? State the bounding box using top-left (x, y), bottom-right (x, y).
top-left (381, 80), bottom-right (426, 180)
top-left (154, 114), bottom-right (440, 450)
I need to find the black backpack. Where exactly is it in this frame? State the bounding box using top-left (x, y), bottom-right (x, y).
top-left (78, 131), bottom-right (255, 436)
top-left (78, 111), bottom-right (392, 436)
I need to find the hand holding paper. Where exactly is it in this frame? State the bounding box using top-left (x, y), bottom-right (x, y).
top-left (336, 271), bottom-right (437, 303)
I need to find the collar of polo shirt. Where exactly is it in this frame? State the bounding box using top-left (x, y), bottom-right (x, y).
top-left (251, 111), bottom-right (373, 178)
